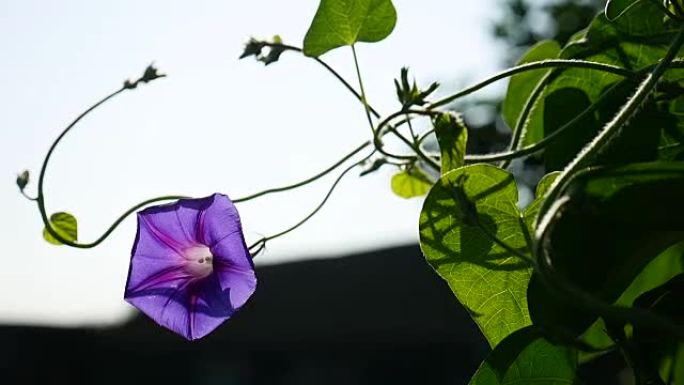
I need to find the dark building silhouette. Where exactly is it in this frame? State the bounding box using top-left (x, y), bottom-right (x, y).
top-left (0, 245), bottom-right (489, 385)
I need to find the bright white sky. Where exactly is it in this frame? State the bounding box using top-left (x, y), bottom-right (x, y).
top-left (0, 0), bottom-right (502, 326)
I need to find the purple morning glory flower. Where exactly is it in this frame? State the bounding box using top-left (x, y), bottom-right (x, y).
top-left (124, 193), bottom-right (256, 340)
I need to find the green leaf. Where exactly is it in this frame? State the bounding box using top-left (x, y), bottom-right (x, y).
top-left (618, 241), bottom-right (684, 307)
top-left (303, 0), bottom-right (397, 57)
top-left (433, 112), bottom-right (468, 174)
top-left (469, 326), bottom-right (576, 385)
top-left (609, 0), bottom-right (680, 36)
top-left (579, 242), bottom-right (684, 363)
top-left (420, 165), bottom-right (541, 347)
top-left (631, 275), bottom-right (684, 383)
top-left (391, 167), bottom-right (432, 199)
top-left (521, 2), bottom-right (684, 149)
top-left (43, 212), bottom-right (78, 246)
top-left (671, 95), bottom-right (684, 116)
top-left (674, 344), bottom-right (684, 385)
top-left (604, 0), bottom-right (641, 21)
top-left (502, 40), bottom-right (560, 132)
top-left (522, 171), bottom-right (560, 229)
top-left (542, 88), bottom-right (599, 171)
top-left (529, 162), bottom-right (684, 338)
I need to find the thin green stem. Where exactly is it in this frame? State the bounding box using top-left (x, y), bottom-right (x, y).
top-left (21, 190), bottom-right (38, 202)
top-left (374, 109), bottom-right (443, 171)
top-left (249, 150), bottom-right (375, 253)
top-left (35, 74), bottom-right (185, 249)
top-left (427, 59), bottom-right (636, 110)
top-left (406, 114), bottom-right (417, 141)
top-left (351, 45), bottom-right (378, 140)
top-left (260, 42), bottom-right (382, 119)
top-left (503, 60), bottom-right (684, 169)
top-left (234, 141), bottom-right (371, 203)
top-left (417, 127), bottom-right (435, 146)
top-left (499, 70), bottom-right (552, 169)
top-left (465, 79), bottom-right (627, 163)
top-left (265, 43), bottom-right (645, 173)
top-left (348, 44), bottom-right (426, 164)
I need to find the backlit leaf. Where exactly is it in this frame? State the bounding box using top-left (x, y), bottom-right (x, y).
top-left (43, 212), bottom-right (78, 246)
top-left (303, 0), bottom-right (397, 57)
top-left (419, 165), bottom-right (556, 347)
top-left (433, 112), bottom-right (468, 174)
top-left (391, 167), bottom-right (432, 199)
top-left (469, 326), bottom-right (576, 385)
top-left (502, 40), bottom-right (560, 132)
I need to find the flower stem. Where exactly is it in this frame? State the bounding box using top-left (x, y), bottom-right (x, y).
top-left (34, 73), bottom-right (183, 249)
top-left (351, 45), bottom-right (378, 141)
top-left (465, 79), bottom-right (628, 163)
top-left (234, 141), bottom-right (371, 203)
top-left (249, 150), bottom-right (375, 254)
top-left (427, 59), bottom-right (636, 110)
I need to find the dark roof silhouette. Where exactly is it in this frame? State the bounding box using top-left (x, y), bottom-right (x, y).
top-left (1, 245), bottom-right (489, 385)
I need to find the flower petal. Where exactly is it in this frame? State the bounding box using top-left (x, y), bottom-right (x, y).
top-left (126, 212), bottom-right (190, 291)
top-left (211, 232), bottom-right (257, 309)
top-left (125, 274), bottom-right (236, 340)
top-left (198, 194), bottom-right (243, 247)
top-left (136, 196), bottom-right (217, 249)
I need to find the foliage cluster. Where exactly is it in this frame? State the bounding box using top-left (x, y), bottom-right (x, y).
top-left (18, 0), bottom-right (684, 383)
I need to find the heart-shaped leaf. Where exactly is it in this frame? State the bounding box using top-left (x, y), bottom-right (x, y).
top-left (303, 0), bottom-right (397, 57)
top-left (43, 212), bottom-right (78, 246)
top-left (391, 167), bottom-right (432, 199)
top-left (419, 165), bottom-right (558, 347)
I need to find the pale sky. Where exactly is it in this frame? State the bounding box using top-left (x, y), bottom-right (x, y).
top-left (0, 0), bottom-right (502, 326)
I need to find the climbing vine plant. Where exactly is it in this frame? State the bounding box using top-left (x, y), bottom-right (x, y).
top-left (17, 0), bottom-right (684, 383)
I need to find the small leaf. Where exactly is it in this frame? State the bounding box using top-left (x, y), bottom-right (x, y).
top-left (303, 0), bottom-right (397, 57)
top-left (469, 326), bottom-right (577, 385)
top-left (43, 212), bottom-right (78, 246)
top-left (391, 167), bottom-right (432, 199)
top-left (16, 170), bottom-right (29, 191)
top-left (433, 112), bottom-right (468, 174)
